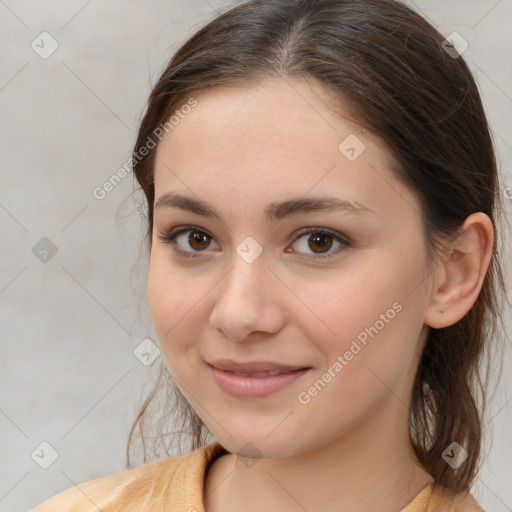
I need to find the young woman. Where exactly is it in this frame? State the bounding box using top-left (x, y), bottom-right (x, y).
top-left (32, 0), bottom-right (507, 510)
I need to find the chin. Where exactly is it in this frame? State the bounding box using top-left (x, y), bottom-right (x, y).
top-left (213, 427), bottom-right (312, 461)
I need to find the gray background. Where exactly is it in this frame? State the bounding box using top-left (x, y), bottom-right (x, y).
top-left (0, 1), bottom-right (511, 511)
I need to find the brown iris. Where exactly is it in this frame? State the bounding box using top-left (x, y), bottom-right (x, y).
top-left (307, 232), bottom-right (333, 254)
top-left (188, 231), bottom-right (211, 251)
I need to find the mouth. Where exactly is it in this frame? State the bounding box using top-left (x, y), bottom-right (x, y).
top-left (208, 359), bottom-right (310, 374)
top-left (207, 360), bottom-right (312, 399)
top-left (228, 369), bottom-right (301, 377)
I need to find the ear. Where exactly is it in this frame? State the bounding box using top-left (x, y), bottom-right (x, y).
top-left (424, 212), bottom-right (494, 329)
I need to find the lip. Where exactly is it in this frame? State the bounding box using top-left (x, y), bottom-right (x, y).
top-left (208, 359), bottom-right (311, 399)
top-left (209, 359), bottom-right (309, 373)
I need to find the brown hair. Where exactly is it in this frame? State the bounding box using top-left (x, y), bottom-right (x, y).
top-left (126, 0), bottom-right (508, 494)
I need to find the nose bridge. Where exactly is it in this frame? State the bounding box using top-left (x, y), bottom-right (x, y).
top-left (209, 244), bottom-right (283, 341)
top-left (219, 247), bottom-right (268, 314)
top-left (222, 233), bottom-right (269, 299)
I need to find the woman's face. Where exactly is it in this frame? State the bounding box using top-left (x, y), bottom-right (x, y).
top-left (148, 77), bottom-right (434, 458)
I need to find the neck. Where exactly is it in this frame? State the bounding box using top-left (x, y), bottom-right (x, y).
top-left (204, 398), bottom-right (434, 512)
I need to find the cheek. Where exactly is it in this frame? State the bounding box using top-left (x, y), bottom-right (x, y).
top-left (301, 260), bottom-right (390, 349)
top-left (307, 248), bottom-right (426, 372)
top-left (148, 250), bottom-right (188, 331)
top-left (147, 260), bottom-right (172, 338)
top-left (147, 258), bottom-right (204, 370)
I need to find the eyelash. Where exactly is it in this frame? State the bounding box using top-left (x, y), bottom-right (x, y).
top-left (157, 225), bottom-right (351, 260)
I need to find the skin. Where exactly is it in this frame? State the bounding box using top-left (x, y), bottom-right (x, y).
top-left (147, 76), bottom-right (494, 512)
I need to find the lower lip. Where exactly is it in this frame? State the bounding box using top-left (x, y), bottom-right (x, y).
top-left (209, 365), bottom-right (311, 399)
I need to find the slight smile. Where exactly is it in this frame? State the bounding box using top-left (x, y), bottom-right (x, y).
top-left (208, 359), bottom-right (312, 399)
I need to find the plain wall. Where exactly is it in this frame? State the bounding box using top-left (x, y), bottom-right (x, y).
top-left (0, 1), bottom-right (511, 511)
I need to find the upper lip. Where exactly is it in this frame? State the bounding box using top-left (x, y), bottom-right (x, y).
top-left (208, 359), bottom-right (310, 373)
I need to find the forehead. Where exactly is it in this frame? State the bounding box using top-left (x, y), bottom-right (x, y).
top-left (160, 78), bottom-right (368, 157)
top-left (153, 78), bottom-right (421, 224)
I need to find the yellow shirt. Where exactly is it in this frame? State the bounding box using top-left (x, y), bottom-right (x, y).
top-left (31, 441), bottom-right (485, 512)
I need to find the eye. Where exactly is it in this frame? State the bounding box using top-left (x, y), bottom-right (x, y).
top-left (157, 226), bottom-right (350, 259)
top-left (157, 226), bottom-right (219, 258)
top-left (286, 227), bottom-right (350, 259)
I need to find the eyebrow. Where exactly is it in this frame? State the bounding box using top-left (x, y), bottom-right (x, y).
top-left (154, 192), bottom-right (377, 222)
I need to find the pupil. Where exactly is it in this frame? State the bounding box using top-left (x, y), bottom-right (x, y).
top-left (310, 233), bottom-right (332, 253)
top-left (190, 232), bottom-right (208, 250)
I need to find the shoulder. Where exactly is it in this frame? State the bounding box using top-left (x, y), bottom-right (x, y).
top-left (30, 442), bottom-right (225, 512)
top-left (426, 485), bottom-right (487, 512)
top-left (29, 454), bottom-right (188, 512)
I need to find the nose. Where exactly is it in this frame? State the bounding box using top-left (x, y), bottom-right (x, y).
top-left (208, 251), bottom-right (285, 342)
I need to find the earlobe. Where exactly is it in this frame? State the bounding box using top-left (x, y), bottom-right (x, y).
top-left (424, 212), bottom-right (494, 329)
